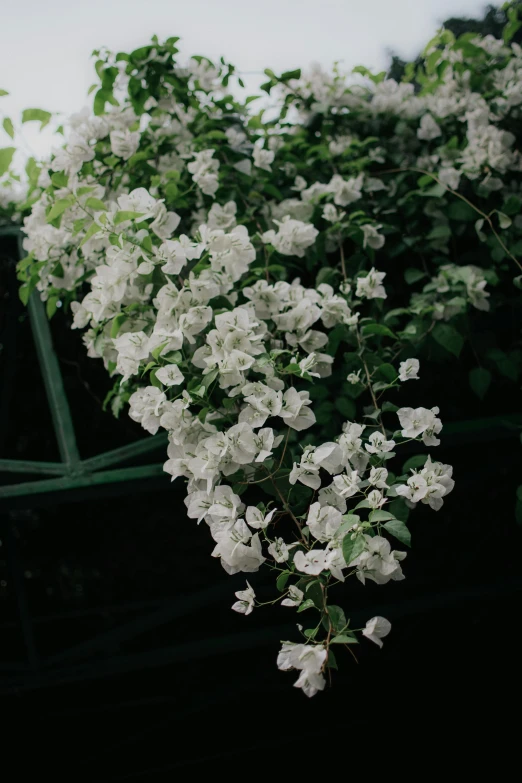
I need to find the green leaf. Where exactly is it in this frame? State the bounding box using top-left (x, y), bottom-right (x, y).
top-left (21, 108), bottom-right (52, 129)
top-left (335, 397), bottom-right (355, 419)
top-left (342, 534), bottom-right (365, 565)
top-left (433, 323), bottom-right (464, 357)
top-left (377, 363), bottom-right (397, 383)
top-left (404, 267), bottom-right (425, 285)
top-left (150, 369), bottom-right (163, 389)
top-left (502, 195), bottom-right (522, 216)
top-left (448, 201), bottom-right (476, 222)
top-left (46, 296), bottom-right (59, 319)
top-left (297, 598), bottom-right (316, 613)
top-left (80, 222), bottom-right (103, 246)
top-left (2, 117), bottom-right (14, 139)
top-left (402, 454), bottom-right (428, 473)
top-left (369, 510), bottom-right (395, 522)
top-left (0, 146), bottom-right (16, 176)
top-left (114, 210), bottom-right (144, 224)
top-left (331, 634), bottom-right (358, 644)
top-left (276, 572), bottom-right (291, 592)
top-left (325, 605), bottom-right (346, 633)
top-left (0, 89), bottom-right (9, 96)
top-left (362, 323), bottom-right (397, 340)
top-left (427, 224), bottom-right (451, 240)
top-left (110, 314), bottom-right (127, 338)
top-left (46, 196), bottom-right (74, 222)
top-left (280, 68), bottom-right (301, 81)
top-left (327, 648), bottom-right (338, 670)
top-left (389, 497), bottom-right (410, 523)
top-left (51, 171), bottom-right (68, 188)
top-left (469, 367), bottom-right (491, 400)
top-left (497, 211), bottom-right (512, 229)
top-left (165, 181), bottom-right (179, 201)
top-left (383, 519), bottom-right (411, 547)
top-left (151, 341), bottom-right (168, 361)
top-left (85, 197), bottom-right (107, 212)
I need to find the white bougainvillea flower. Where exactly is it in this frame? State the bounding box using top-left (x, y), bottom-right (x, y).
top-left (355, 268), bottom-right (387, 299)
top-left (155, 365), bottom-right (185, 386)
top-left (417, 113), bottom-right (442, 141)
top-left (281, 585), bottom-right (304, 608)
top-left (253, 146), bottom-right (275, 171)
top-left (398, 358), bottom-right (420, 382)
top-left (362, 616), bottom-right (392, 648)
top-left (294, 548), bottom-right (333, 576)
top-left (245, 506), bottom-right (277, 530)
top-left (361, 223), bottom-right (385, 250)
top-left (397, 406), bottom-right (442, 445)
top-left (365, 431), bottom-right (395, 455)
top-left (268, 537), bottom-right (290, 563)
top-left (110, 129), bottom-right (141, 160)
top-left (231, 582), bottom-right (256, 615)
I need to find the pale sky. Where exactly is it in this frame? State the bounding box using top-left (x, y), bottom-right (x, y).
top-left (2, 0), bottom-right (489, 157)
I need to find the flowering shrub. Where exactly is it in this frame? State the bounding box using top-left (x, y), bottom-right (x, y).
top-left (19, 12), bottom-right (522, 694)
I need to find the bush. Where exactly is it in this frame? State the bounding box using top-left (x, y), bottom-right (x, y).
top-left (18, 9), bottom-right (522, 694)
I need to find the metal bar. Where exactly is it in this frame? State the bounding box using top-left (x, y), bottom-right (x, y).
top-left (2, 518), bottom-right (39, 671)
top-left (26, 293), bottom-right (82, 470)
top-left (80, 433), bottom-right (168, 472)
top-left (0, 463), bottom-right (167, 499)
top-left (0, 226), bottom-right (22, 237)
top-left (0, 459), bottom-right (67, 476)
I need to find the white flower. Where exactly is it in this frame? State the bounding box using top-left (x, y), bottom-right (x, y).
top-left (294, 548), bottom-right (332, 576)
top-left (328, 173), bottom-right (363, 206)
top-left (395, 474), bottom-right (429, 503)
top-left (246, 506), bottom-right (277, 529)
top-left (322, 203), bottom-right (340, 223)
top-left (155, 364), bottom-right (185, 386)
top-left (110, 129), bottom-right (141, 160)
top-left (397, 406), bottom-right (442, 445)
top-left (368, 467), bottom-right (389, 489)
top-left (355, 268), bottom-right (387, 299)
top-left (439, 166), bottom-right (461, 190)
top-left (361, 223), bottom-right (385, 250)
top-left (367, 489), bottom-right (385, 509)
top-left (281, 585), bottom-right (304, 607)
top-left (350, 535), bottom-right (406, 585)
top-left (365, 431), bottom-right (395, 454)
top-left (307, 502), bottom-right (342, 542)
top-left (362, 616), bottom-right (391, 648)
top-left (417, 114), bottom-right (442, 141)
top-left (231, 582), bottom-right (256, 615)
top-left (253, 147), bottom-right (275, 172)
top-left (347, 371), bottom-right (362, 385)
top-left (262, 216), bottom-right (318, 257)
top-left (332, 470), bottom-right (361, 498)
top-left (51, 133), bottom-right (95, 175)
top-left (277, 642), bottom-right (327, 697)
top-left (128, 386), bottom-right (167, 435)
top-left (398, 358), bottom-right (420, 382)
top-left (268, 537), bottom-right (290, 563)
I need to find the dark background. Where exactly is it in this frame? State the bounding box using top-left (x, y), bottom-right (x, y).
top-left (2, 5), bottom-right (522, 772)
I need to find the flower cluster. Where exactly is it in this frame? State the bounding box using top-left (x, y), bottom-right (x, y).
top-left (18, 13), bottom-right (522, 693)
